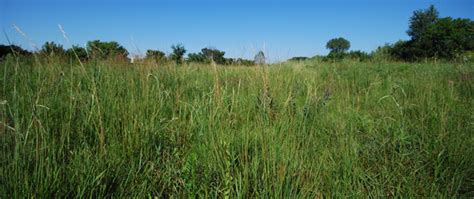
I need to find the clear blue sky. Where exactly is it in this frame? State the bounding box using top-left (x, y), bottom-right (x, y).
top-left (1, 0), bottom-right (473, 61)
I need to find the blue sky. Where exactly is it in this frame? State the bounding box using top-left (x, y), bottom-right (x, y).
top-left (1, 0), bottom-right (473, 61)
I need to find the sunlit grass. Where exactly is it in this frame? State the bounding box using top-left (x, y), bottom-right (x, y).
top-left (1, 56), bottom-right (473, 197)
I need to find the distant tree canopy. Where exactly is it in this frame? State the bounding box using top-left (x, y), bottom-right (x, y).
top-left (254, 51), bottom-right (266, 65)
top-left (202, 48), bottom-right (226, 64)
top-left (289, 57), bottom-right (309, 61)
top-left (187, 47), bottom-right (226, 64)
top-left (146, 50), bottom-right (166, 63)
top-left (187, 52), bottom-right (207, 64)
top-left (41, 41), bottom-right (66, 57)
top-left (407, 5), bottom-right (439, 41)
top-left (326, 37), bottom-right (350, 54)
top-left (86, 40), bottom-right (129, 60)
top-left (170, 44), bottom-right (186, 64)
top-left (66, 45), bottom-right (88, 61)
top-left (0, 44), bottom-right (30, 59)
top-left (0, 41), bottom-right (258, 66)
top-left (389, 5), bottom-right (474, 61)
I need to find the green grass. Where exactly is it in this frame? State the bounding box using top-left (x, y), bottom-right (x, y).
top-left (1, 57), bottom-right (473, 197)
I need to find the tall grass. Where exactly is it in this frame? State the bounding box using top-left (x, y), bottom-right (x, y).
top-left (1, 56), bottom-right (473, 197)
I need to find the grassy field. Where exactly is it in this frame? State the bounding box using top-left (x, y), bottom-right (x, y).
top-left (1, 56), bottom-right (473, 197)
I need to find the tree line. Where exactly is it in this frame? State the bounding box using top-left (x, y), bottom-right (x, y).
top-left (292, 5), bottom-right (473, 62)
top-left (1, 5), bottom-right (472, 64)
top-left (0, 41), bottom-right (262, 66)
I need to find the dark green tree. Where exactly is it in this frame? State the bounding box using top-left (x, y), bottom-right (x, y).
top-left (186, 47), bottom-right (227, 65)
top-left (419, 17), bottom-right (474, 59)
top-left (187, 52), bottom-right (207, 63)
top-left (0, 44), bottom-right (30, 59)
top-left (146, 49), bottom-right (166, 63)
top-left (41, 41), bottom-right (66, 57)
top-left (388, 5), bottom-right (473, 61)
top-left (388, 40), bottom-right (420, 61)
top-left (86, 40), bottom-right (129, 60)
top-left (66, 45), bottom-right (88, 61)
top-left (289, 57), bottom-right (309, 62)
top-left (170, 44), bottom-right (186, 64)
top-left (201, 48), bottom-right (226, 64)
top-left (326, 37), bottom-right (350, 54)
top-left (407, 5), bottom-right (439, 41)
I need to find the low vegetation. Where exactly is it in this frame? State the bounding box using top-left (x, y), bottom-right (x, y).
top-left (1, 55), bottom-right (473, 197)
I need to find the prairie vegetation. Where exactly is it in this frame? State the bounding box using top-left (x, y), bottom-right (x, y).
top-left (1, 56), bottom-right (473, 197)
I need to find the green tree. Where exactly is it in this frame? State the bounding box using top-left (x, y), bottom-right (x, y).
top-left (86, 40), bottom-right (128, 60)
top-left (0, 44), bottom-right (30, 59)
top-left (41, 41), bottom-right (66, 57)
top-left (146, 49), bottom-right (166, 63)
top-left (390, 5), bottom-right (473, 61)
top-left (66, 45), bottom-right (88, 61)
top-left (387, 5), bottom-right (474, 61)
top-left (388, 40), bottom-right (420, 61)
top-left (186, 47), bottom-right (227, 65)
top-left (326, 37), bottom-right (350, 54)
top-left (407, 5), bottom-right (439, 41)
top-left (289, 57), bottom-right (309, 62)
top-left (419, 17), bottom-right (474, 59)
top-left (202, 48), bottom-right (226, 64)
top-left (187, 52), bottom-right (207, 63)
top-left (170, 44), bottom-right (186, 64)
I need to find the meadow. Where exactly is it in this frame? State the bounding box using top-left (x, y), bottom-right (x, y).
top-left (1, 56), bottom-right (473, 197)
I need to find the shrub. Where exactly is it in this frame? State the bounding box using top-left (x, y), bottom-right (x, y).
top-left (146, 50), bottom-right (167, 64)
top-left (170, 44), bottom-right (186, 65)
top-left (0, 44), bottom-right (30, 59)
top-left (86, 40), bottom-right (129, 60)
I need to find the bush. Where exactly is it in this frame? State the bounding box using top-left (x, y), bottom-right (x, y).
top-left (86, 40), bottom-right (129, 61)
top-left (66, 45), bottom-right (89, 61)
top-left (170, 44), bottom-right (186, 65)
top-left (40, 41), bottom-right (66, 57)
top-left (289, 57), bottom-right (309, 62)
top-left (187, 48), bottom-right (226, 65)
top-left (146, 50), bottom-right (167, 64)
top-left (348, 50), bottom-right (371, 61)
top-left (0, 45), bottom-right (30, 59)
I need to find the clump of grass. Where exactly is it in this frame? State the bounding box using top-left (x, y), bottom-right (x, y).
top-left (0, 55), bottom-right (473, 197)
